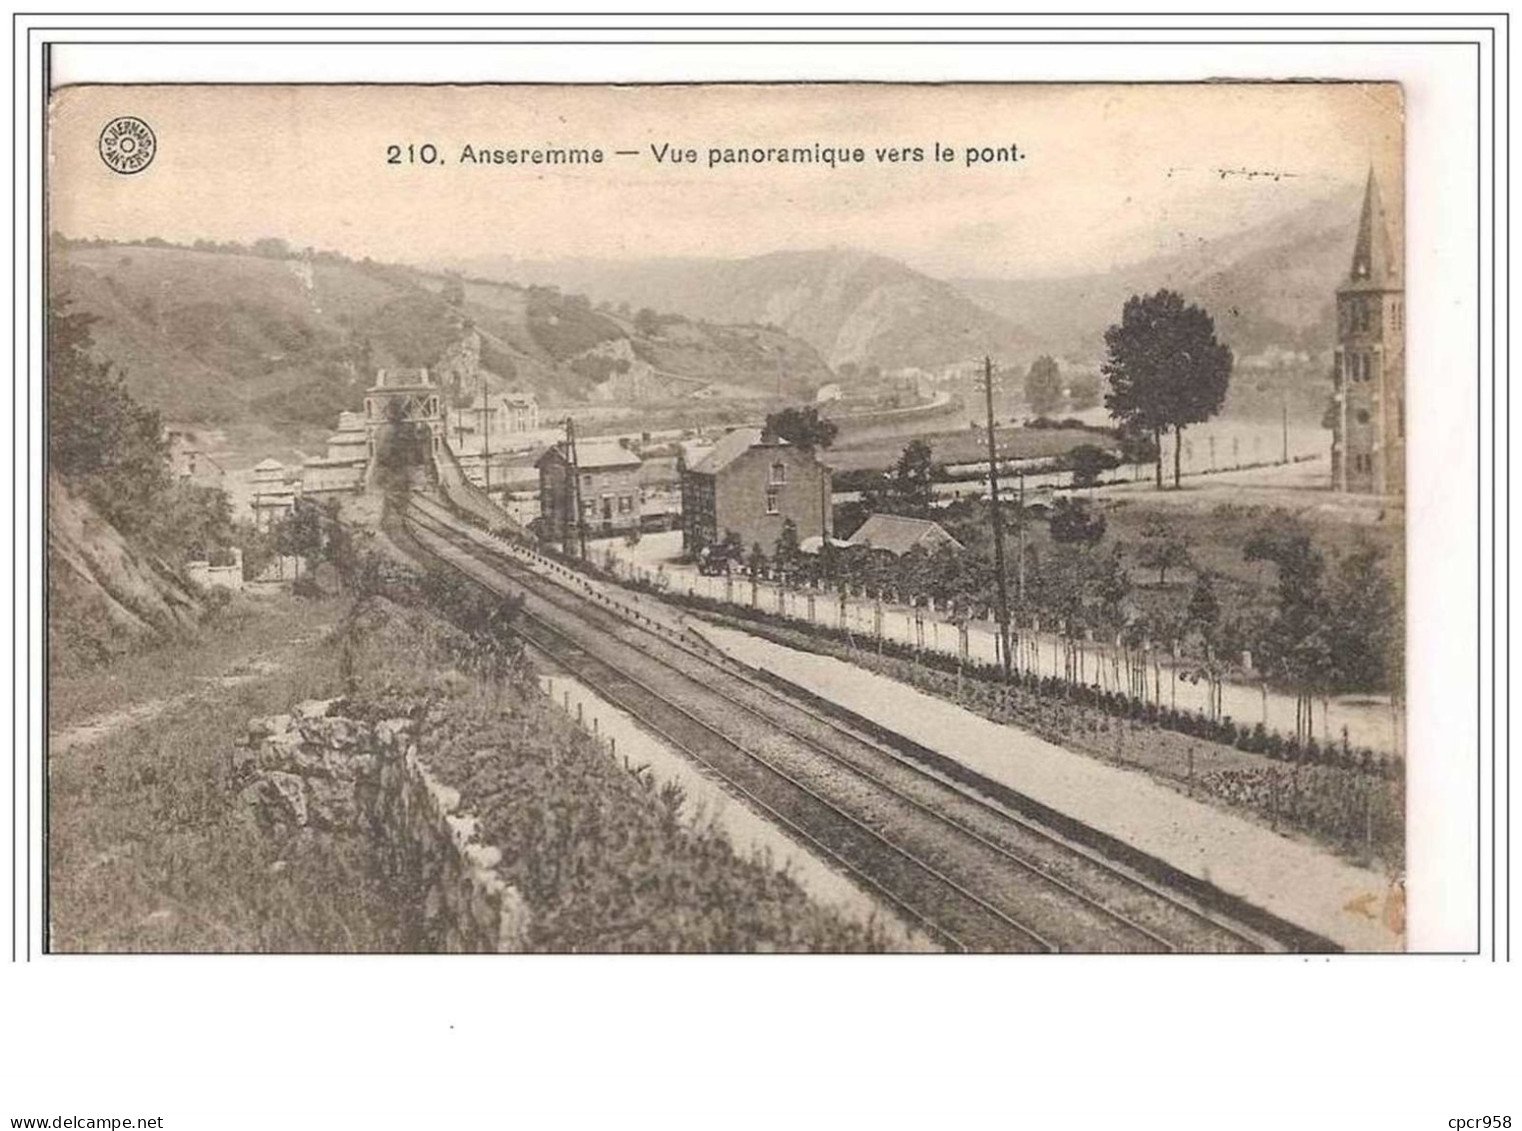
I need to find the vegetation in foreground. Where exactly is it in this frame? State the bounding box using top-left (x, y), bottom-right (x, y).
top-left (363, 528), bottom-right (887, 952)
top-left (46, 593), bottom-right (405, 952)
top-left (49, 544), bottom-right (888, 952)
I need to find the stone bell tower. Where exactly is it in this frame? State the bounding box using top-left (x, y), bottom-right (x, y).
top-left (1332, 168), bottom-right (1404, 496)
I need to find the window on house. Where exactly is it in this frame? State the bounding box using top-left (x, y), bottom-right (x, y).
top-left (1393, 301), bottom-right (1403, 331)
top-left (1351, 300), bottom-right (1369, 333)
top-left (765, 488), bottom-right (780, 515)
top-left (618, 495), bottom-right (632, 514)
top-left (1356, 409), bottom-right (1370, 425)
top-left (770, 461), bottom-right (787, 485)
top-left (580, 473), bottom-right (593, 490)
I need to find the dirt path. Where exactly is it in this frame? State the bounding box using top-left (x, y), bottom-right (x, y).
top-left (49, 652), bottom-right (300, 757)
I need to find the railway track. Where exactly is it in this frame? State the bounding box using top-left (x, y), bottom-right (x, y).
top-left (399, 494), bottom-right (1275, 953)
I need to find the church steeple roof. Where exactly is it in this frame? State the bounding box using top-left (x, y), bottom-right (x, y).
top-left (1342, 166), bottom-right (1399, 293)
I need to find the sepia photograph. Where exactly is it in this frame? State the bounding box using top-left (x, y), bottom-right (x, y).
top-left (43, 80), bottom-right (1409, 955)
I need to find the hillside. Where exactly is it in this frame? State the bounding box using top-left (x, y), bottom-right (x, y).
top-left (444, 249), bottom-right (1034, 372)
top-left (48, 473), bottom-right (202, 671)
top-left (953, 186), bottom-right (1366, 364)
top-left (47, 241), bottom-right (832, 438)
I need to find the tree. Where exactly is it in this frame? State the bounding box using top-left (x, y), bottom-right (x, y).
top-left (47, 294), bottom-right (169, 534)
top-left (764, 405), bottom-right (838, 453)
top-left (1324, 538), bottom-right (1401, 694)
top-left (1244, 524), bottom-right (1334, 738)
top-left (1048, 497), bottom-right (1106, 547)
top-left (151, 483), bottom-right (235, 564)
top-left (1067, 444), bottom-right (1120, 489)
top-left (1137, 515), bottom-right (1193, 585)
top-left (746, 542), bottom-right (768, 578)
top-left (1025, 355), bottom-right (1062, 417)
top-left (887, 439), bottom-right (936, 514)
top-left (633, 307), bottom-right (661, 337)
top-left (1116, 425), bottom-right (1161, 470)
top-left (274, 498), bottom-right (329, 574)
top-left (251, 236), bottom-right (291, 259)
top-left (1102, 289), bottom-right (1233, 489)
top-left (1185, 570), bottom-right (1221, 639)
top-left (718, 529), bottom-right (745, 572)
top-left (774, 518), bottom-right (802, 578)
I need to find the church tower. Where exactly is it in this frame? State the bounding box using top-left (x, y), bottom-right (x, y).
top-left (1332, 168), bottom-right (1404, 496)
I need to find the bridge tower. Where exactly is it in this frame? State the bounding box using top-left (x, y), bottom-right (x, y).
top-left (363, 367), bottom-right (444, 484)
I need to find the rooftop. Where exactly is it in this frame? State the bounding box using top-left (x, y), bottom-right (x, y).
top-left (367, 367), bottom-right (435, 391)
top-left (847, 513), bottom-right (963, 556)
top-left (539, 439), bottom-right (642, 470)
top-left (688, 427), bottom-right (786, 475)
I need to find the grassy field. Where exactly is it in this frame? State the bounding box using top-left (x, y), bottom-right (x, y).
top-left (827, 423), bottom-right (1102, 474)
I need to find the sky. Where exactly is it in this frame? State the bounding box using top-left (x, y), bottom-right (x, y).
top-left (48, 82), bottom-right (1403, 280)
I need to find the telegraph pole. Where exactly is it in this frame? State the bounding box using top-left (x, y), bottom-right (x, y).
top-left (1017, 469), bottom-right (1026, 606)
top-left (565, 417), bottom-right (587, 560)
top-left (473, 402), bottom-right (497, 496)
top-left (983, 357), bottom-right (1013, 681)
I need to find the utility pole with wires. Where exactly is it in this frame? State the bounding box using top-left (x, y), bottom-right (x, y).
top-left (564, 417), bottom-right (588, 560)
top-left (983, 356), bottom-right (1013, 682)
top-left (473, 402), bottom-right (498, 497)
top-left (1017, 468), bottom-right (1027, 608)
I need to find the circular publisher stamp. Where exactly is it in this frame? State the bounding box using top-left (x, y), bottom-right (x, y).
top-left (98, 116), bottom-right (156, 175)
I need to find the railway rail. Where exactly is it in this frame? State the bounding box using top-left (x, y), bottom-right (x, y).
top-left (398, 492), bottom-right (1281, 953)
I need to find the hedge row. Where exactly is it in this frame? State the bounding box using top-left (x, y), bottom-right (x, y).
top-left (438, 499), bottom-right (1401, 784)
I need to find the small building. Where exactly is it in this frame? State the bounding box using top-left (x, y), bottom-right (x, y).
top-left (680, 427), bottom-right (833, 558)
top-left (500, 391), bottom-right (540, 433)
top-left (846, 513), bottom-right (963, 556)
top-left (537, 439), bottom-right (643, 545)
top-left (301, 411), bottom-right (369, 495)
top-left (250, 458), bottom-right (300, 531)
top-left (445, 390), bottom-right (542, 453)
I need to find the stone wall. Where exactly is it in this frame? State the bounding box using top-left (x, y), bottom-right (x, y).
top-left (235, 699), bottom-right (530, 952)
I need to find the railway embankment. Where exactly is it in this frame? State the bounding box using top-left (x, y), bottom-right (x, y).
top-left (285, 556), bottom-right (885, 952)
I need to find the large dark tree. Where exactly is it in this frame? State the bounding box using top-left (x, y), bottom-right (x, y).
top-left (1048, 497), bottom-right (1106, 547)
top-left (1067, 443), bottom-right (1120, 489)
top-left (1102, 289), bottom-right (1233, 489)
top-left (764, 404), bottom-right (838, 453)
top-left (886, 439), bottom-right (936, 515)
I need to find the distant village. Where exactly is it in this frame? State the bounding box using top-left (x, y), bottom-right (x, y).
top-left (165, 169), bottom-right (1401, 596)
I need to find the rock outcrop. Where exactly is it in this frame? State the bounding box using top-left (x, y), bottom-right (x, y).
top-left (236, 698), bottom-right (531, 953)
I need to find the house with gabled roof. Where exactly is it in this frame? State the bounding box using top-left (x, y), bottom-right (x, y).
top-left (846, 513), bottom-right (962, 556)
top-left (679, 426), bottom-right (832, 558)
top-left (537, 438), bottom-right (643, 545)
